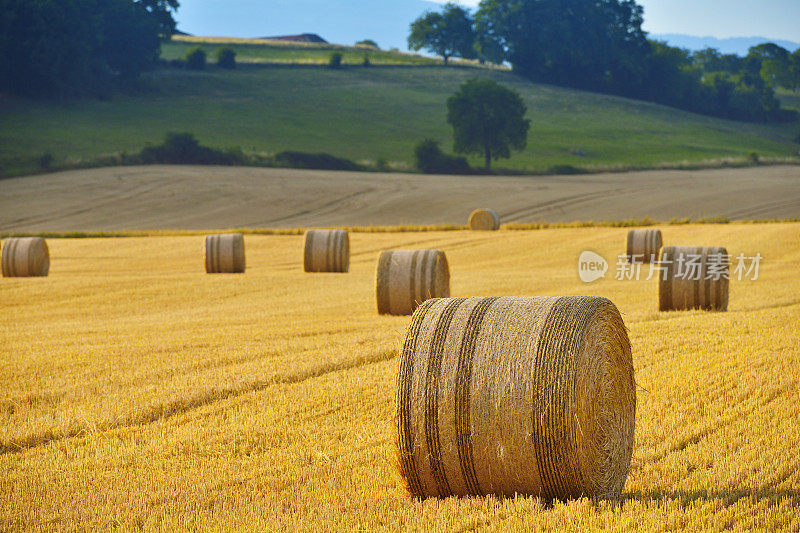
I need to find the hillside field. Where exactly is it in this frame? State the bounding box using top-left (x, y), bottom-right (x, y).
top-left (2, 165), bottom-right (800, 233)
top-left (2, 224), bottom-right (799, 529)
top-left (2, 59), bottom-right (798, 178)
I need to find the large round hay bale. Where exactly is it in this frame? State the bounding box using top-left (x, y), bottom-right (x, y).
top-left (396, 296), bottom-right (635, 500)
top-left (659, 246), bottom-right (729, 311)
top-left (1, 237), bottom-right (50, 277)
top-left (468, 208), bottom-right (500, 231)
top-left (626, 229), bottom-right (662, 263)
top-left (205, 233), bottom-right (245, 274)
top-left (304, 229), bottom-right (350, 273)
top-left (376, 250), bottom-right (449, 315)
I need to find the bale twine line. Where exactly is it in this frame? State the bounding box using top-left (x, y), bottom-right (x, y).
top-left (659, 246), bottom-right (729, 311)
top-left (376, 250), bottom-right (450, 315)
top-left (396, 296), bottom-right (636, 501)
top-left (1, 237), bottom-right (50, 277)
top-left (304, 229), bottom-right (350, 273)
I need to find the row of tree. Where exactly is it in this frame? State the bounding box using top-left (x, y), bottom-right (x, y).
top-left (0, 0), bottom-right (178, 97)
top-left (409, 1), bottom-right (799, 122)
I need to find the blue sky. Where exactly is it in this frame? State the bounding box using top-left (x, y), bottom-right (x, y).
top-left (174, 0), bottom-right (800, 49)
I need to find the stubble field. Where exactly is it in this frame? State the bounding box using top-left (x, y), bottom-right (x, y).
top-left (1, 223), bottom-right (799, 530)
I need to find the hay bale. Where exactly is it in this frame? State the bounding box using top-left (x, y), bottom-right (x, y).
top-left (376, 250), bottom-right (449, 315)
top-left (205, 233), bottom-right (245, 273)
top-left (659, 246), bottom-right (729, 311)
top-left (304, 229), bottom-right (350, 273)
top-left (1, 237), bottom-right (50, 277)
top-left (395, 296), bottom-right (635, 500)
top-left (468, 208), bottom-right (500, 231)
top-left (626, 229), bottom-right (662, 263)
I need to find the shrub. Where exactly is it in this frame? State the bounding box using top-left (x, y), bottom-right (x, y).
top-left (414, 139), bottom-right (471, 174)
top-left (356, 39), bottom-right (379, 48)
top-left (185, 47), bottom-right (207, 70)
top-left (363, 54), bottom-right (371, 67)
top-left (748, 151), bottom-right (760, 164)
top-left (274, 151), bottom-right (361, 171)
top-left (216, 47), bottom-right (236, 69)
top-left (794, 131), bottom-right (800, 144)
top-left (328, 52), bottom-right (343, 68)
top-left (38, 152), bottom-right (54, 171)
top-left (138, 133), bottom-right (243, 165)
top-left (548, 164), bottom-right (587, 175)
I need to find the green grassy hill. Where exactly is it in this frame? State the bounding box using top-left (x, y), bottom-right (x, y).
top-left (1, 38), bottom-right (798, 177)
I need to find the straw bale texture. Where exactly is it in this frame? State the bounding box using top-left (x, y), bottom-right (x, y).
top-left (205, 233), bottom-right (245, 274)
top-left (395, 296), bottom-right (635, 501)
top-left (1, 237), bottom-right (50, 277)
top-left (626, 229), bottom-right (662, 263)
top-left (659, 246), bottom-right (729, 311)
top-left (468, 209), bottom-right (500, 231)
top-left (376, 250), bottom-right (450, 316)
top-left (303, 229), bottom-right (350, 273)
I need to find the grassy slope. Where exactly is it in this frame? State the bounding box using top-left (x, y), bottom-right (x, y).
top-left (1, 47), bottom-right (798, 176)
top-left (161, 36), bottom-right (444, 65)
top-left (2, 225), bottom-right (799, 528)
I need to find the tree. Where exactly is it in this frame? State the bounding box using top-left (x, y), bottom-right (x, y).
top-left (0, 0), bottom-right (167, 97)
top-left (138, 0), bottom-right (180, 37)
top-left (446, 79), bottom-right (530, 171)
top-left (474, 0), bottom-right (650, 93)
top-left (748, 43), bottom-right (792, 88)
top-left (408, 3), bottom-right (476, 65)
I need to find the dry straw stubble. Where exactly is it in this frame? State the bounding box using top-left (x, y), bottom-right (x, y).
top-left (205, 233), bottom-right (246, 274)
top-left (659, 246), bottom-right (729, 311)
top-left (376, 250), bottom-right (450, 315)
top-left (396, 296), bottom-right (636, 501)
top-left (303, 229), bottom-right (350, 273)
top-left (468, 209), bottom-right (500, 231)
top-left (1, 237), bottom-right (50, 277)
top-left (626, 229), bottom-right (662, 263)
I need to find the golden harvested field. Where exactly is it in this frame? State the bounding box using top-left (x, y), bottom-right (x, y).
top-left (2, 224), bottom-right (799, 530)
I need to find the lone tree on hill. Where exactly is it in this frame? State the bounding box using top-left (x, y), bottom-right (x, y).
top-left (447, 79), bottom-right (530, 171)
top-left (408, 3), bottom-right (476, 65)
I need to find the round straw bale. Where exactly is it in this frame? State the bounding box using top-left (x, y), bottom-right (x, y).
top-left (303, 229), bottom-right (350, 273)
top-left (395, 296), bottom-right (635, 500)
top-left (659, 246), bottom-right (729, 311)
top-left (1, 237), bottom-right (50, 277)
top-left (376, 250), bottom-right (450, 315)
top-left (205, 233), bottom-right (245, 274)
top-left (626, 229), bottom-right (662, 263)
top-left (468, 208), bottom-right (500, 231)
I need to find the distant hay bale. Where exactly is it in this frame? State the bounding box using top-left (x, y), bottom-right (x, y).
top-left (376, 250), bottom-right (449, 315)
top-left (205, 233), bottom-right (245, 273)
top-left (468, 208), bottom-right (500, 231)
top-left (304, 229), bottom-right (350, 273)
top-left (626, 229), bottom-right (662, 263)
top-left (659, 246), bottom-right (729, 311)
top-left (395, 296), bottom-right (635, 500)
top-left (1, 237), bottom-right (50, 277)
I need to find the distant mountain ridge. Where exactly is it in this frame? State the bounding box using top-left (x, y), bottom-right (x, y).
top-left (652, 34), bottom-right (800, 55)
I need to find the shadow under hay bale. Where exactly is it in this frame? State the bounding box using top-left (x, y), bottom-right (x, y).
top-left (303, 229), bottom-right (349, 273)
top-left (395, 296), bottom-right (636, 500)
top-left (469, 208), bottom-right (500, 231)
top-left (659, 246), bottom-right (729, 311)
top-left (205, 233), bottom-right (245, 274)
top-left (376, 250), bottom-right (449, 316)
top-left (626, 229), bottom-right (662, 263)
top-left (1, 237), bottom-right (50, 277)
